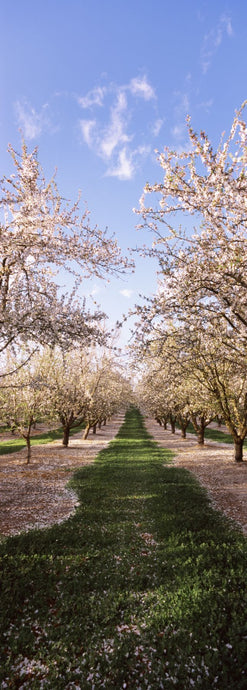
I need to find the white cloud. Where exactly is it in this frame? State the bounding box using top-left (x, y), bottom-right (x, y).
top-left (152, 118), bottom-right (164, 136)
top-left (15, 100), bottom-right (50, 139)
top-left (80, 119), bottom-right (96, 146)
top-left (129, 76), bottom-right (155, 101)
top-left (78, 86), bottom-right (106, 108)
top-left (171, 123), bottom-right (186, 140)
top-left (201, 14), bottom-right (233, 74)
top-left (100, 90), bottom-right (131, 159)
top-left (171, 90), bottom-right (190, 144)
top-left (78, 75), bottom-right (157, 180)
top-left (105, 148), bottom-right (134, 180)
top-left (91, 284), bottom-right (101, 296)
top-left (136, 144), bottom-right (151, 157)
top-left (120, 289), bottom-right (134, 298)
top-left (222, 13), bottom-right (233, 37)
top-left (105, 144), bottom-right (150, 181)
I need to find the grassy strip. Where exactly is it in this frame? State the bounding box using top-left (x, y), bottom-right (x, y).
top-left (177, 422), bottom-right (247, 446)
top-left (0, 423), bottom-right (85, 455)
top-left (0, 407), bottom-right (247, 689)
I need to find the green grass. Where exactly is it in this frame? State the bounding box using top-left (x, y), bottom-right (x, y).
top-left (0, 407), bottom-right (247, 688)
top-left (0, 423), bottom-right (85, 455)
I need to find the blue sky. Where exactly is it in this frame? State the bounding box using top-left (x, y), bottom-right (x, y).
top-left (1, 0), bottom-right (247, 348)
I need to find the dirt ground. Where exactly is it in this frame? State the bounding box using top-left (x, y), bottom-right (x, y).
top-left (144, 417), bottom-right (247, 536)
top-left (0, 414), bottom-right (125, 537)
top-left (0, 413), bottom-right (247, 538)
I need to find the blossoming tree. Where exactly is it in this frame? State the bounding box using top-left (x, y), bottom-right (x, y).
top-left (133, 103), bottom-right (247, 460)
top-left (0, 349), bottom-right (53, 463)
top-left (136, 102), bottom-right (247, 343)
top-left (0, 141), bottom-right (132, 362)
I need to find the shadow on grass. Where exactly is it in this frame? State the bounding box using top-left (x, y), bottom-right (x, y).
top-left (0, 407), bottom-right (247, 688)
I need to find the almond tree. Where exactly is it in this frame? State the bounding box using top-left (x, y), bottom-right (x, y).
top-left (0, 349), bottom-right (53, 463)
top-left (133, 103), bottom-right (247, 460)
top-left (47, 347), bottom-right (132, 446)
top-left (135, 102), bottom-right (247, 345)
top-left (135, 343), bottom-right (215, 444)
top-left (134, 310), bottom-right (247, 459)
top-left (47, 347), bottom-right (91, 447)
top-left (136, 368), bottom-right (173, 431)
top-left (182, 319), bottom-right (247, 461)
top-left (82, 357), bottom-right (132, 439)
top-left (0, 141), bottom-right (132, 362)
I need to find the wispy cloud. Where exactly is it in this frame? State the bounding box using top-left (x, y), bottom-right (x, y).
top-left (129, 76), bottom-right (156, 101)
top-left (77, 86), bottom-right (106, 108)
top-left (105, 148), bottom-right (134, 181)
top-left (152, 118), bottom-right (164, 136)
top-left (80, 119), bottom-right (96, 146)
top-left (106, 145), bottom-right (151, 181)
top-left (171, 90), bottom-right (190, 145)
top-left (78, 75), bottom-right (157, 180)
top-left (201, 13), bottom-right (233, 74)
top-left (15, 100), bottom-right (51, 139)
top-left (120, 288), bottom-right (134, 298)
top-left (100, 91), bottom-right (131, 159)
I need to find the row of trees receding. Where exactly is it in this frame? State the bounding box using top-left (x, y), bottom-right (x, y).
top-left (0, 346), bottom-right (132, 462)
top-left (133, 102), bottom-right (247, 462)
top-left (0, 142), bottom-right (134, 459)
top-left (1, 103), bottom-right (247, 463)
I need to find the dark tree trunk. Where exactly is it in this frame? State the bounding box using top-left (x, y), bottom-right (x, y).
top-left (62, 425), bottom-right (70, 447)
top-left (93, 423), bottom-right (97, 435)
top-left (234, 437), bottom-right (244, 462)
top-left (197, 428), bottom-right (205, 445)
top-left (191, 415), bottom-right (205, 445)
top-left (178, 417), bottom-right (189, 439)
top-left (26, 436), bottom-right (31, 464)
top-left (169, 414), bottom-right (176, 434)
top-left (23, 419), bottom-right (33, 464)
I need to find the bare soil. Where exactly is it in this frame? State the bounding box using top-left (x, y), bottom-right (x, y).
top-left (0, 414), bottom-right (125, 537)
top-left (0, 413), bottom-right (247, 538)
top-left (144, 417), bottom-right (247, 536)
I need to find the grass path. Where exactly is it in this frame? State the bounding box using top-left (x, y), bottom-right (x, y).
top-left (0, 407), bottom-right (247, 688)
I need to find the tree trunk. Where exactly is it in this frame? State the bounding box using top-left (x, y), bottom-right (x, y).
top-left (83, 423), bottom-right (90, 440)
top-left (26, 436), bottom-right (31, 464)
top-left (178, 417), bottom-right (189, 439)
top-left (169, 414), bottom-right (176, 434)
top-left (62, 425), bottom-right (70, 447)
top-left (93, 423), bottom-right (97, 435)
top-left (234, 437), bottom-right (244, 462)
top-left (22, 419), bottom-right (33, 464)
top-left (197, 428), bottom-right (205, 445)
top-left (191, 415), bottom-right (205, 445)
